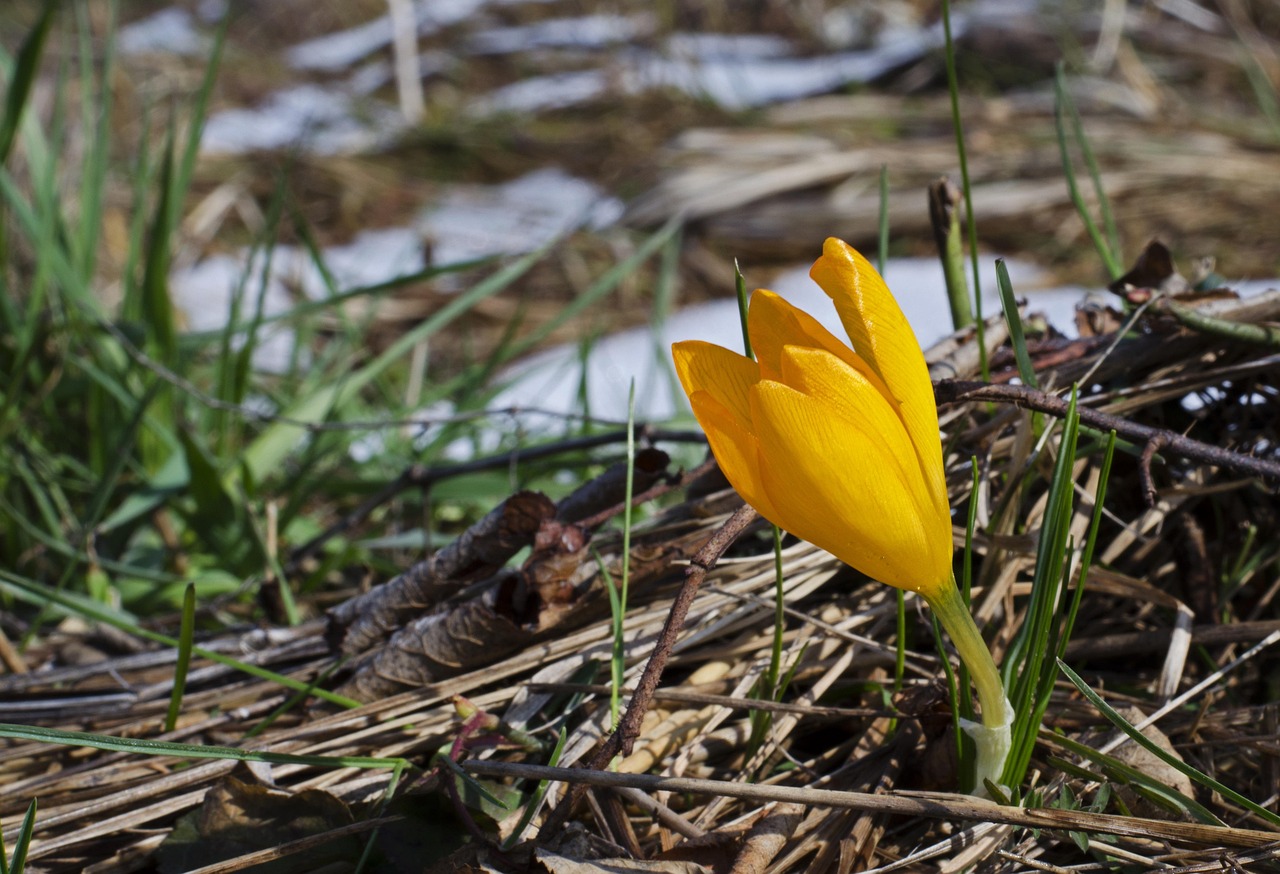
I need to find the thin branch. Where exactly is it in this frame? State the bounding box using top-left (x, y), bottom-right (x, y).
top-left (540, 503), bottom-right (760, 832)
top-left (463, 759), bottom-right (1280, 850)
top-left (934, 380), bottom-right (1280, 485)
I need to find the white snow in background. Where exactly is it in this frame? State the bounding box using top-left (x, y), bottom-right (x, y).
top-left (172, 230), bottom-right (421, 372)
top-left (171, 254), bottom-right (298, 373)
top-left (287, 0), bottom-right (557, 71)
top-left (467, 15), bottom-right (653, 55)
top-left (200, 84), bottom-right (404, 156)
top-left (119, 8), bottom-right (207, 56)
top-left (474, 21), bottom-right (952, 114)
top-left (347, 51), bottom-right (453, 95)
top-left (276, 228), bottom-right (426, 298)
top-left (287, 14), bottom-right (399, 72)
top-left (171, 170), bottom-right (620, 370)
top-left (664, 33), bottom-right (794, 60)
top-left (472, 70), bottom-right (611, 114)
top-left (489, 257), bottom-right (1087, 424)
top-left (418, 168), bottom-right (624, 268)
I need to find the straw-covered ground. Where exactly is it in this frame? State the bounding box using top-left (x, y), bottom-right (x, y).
top-left (2, 1), bottom-right (1280, 872)
top-left (3, 280), bottom-right (1279, 871)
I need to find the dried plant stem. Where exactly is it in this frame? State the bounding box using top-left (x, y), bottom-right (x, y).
top-left (543, 503), bottom-right (760, 832)
top-left (465, 760), bottom-right (1280, 850)
top-left (935, 380), bottom-right (1280, 485)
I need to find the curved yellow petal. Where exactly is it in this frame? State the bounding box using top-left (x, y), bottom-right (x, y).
top-left (749, 378), bottom-right (946, 592)
top-left (809, 238), bottom-right (948, 516)
top-left (686, 390), bottom-right (780, 522)
top-left (747, 290), bottom-right (892, 398)
top-left (775, 344), bottom-right (935, 526)
top-left (672, 340), bottom-right (758, 424)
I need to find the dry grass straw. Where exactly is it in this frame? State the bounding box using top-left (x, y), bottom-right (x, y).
top-left (2, 292), bottom-right (1280, 871)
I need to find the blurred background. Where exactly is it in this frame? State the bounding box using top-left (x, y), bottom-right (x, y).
top-left (1, 0), bottom-right (1278, 611)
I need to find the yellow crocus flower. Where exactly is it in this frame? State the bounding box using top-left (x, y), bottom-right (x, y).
top-left (672, 237), bottom-right (1012, 796)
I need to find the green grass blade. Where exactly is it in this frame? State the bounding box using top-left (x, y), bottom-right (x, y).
top-left (876, 164), bottom-right (889, 274)
top-left (0, 568), bottom-right (361, 708)
top-left (3, 798), bottom-right (37, 874)
top-left (607, 382), bottom-right (638, 729)
top-left (1056, 431), bottom-right (1116, 662)
top-left (1063, 77), bottom-right (1122, 270)
top-left (1002, 389), bottom-right (1082, 786)
top-left (73, 0), bottom-right (115, 283)
top-left (1050, 734), bottom-right (1224, 826)
top-left (241, 244), bottom-right (550, 485)
top-left (0, 0), bottom-right (57, 166)
top-left (940, 0), bottom-right (986, 375)
top-left (1058, 659), bottom-right (1280, 827)
top-left (495, 217), bottom-right (682, 368)
top-left (177, 258), bottom-right (493, 345)
top-left (0, 722), bottom-right (406, 770)
top-left (136, 129), bottom-right (179, 364)
top-left (1054, 66), bottom-right (1122, 279)
top-left (171, 8), bottom-right (228, 227)
top-left (501, 727), bottom-right (567, 851)
top-left (995, 259), bottom-right (1038, 390)
top-left (163, 582), bottom-right (197, 732)
top-left (734, 259), bottom-right (752, 359)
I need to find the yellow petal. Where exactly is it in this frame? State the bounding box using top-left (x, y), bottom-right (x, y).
top-left (672, 340), bottom-right (758, 424)
top-left (686, 390), bottom-right (780, 522)
top-left (749, 378), bottom-right (946, 592)
top-left (747, 290), bottom-right (892, 397)
top-left (809, 238), bottom-right (948, 517)
top-left (775, 344), bottom-right (934, 525)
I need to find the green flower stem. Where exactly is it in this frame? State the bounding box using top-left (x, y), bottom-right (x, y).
top-left (927, 576), bottom-right (1014, 797)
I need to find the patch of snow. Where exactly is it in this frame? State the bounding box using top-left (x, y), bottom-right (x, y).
top-left (472, 70), bottom-right (610, 114)
top-left (664, 32), bottom-right (793, 61)
top-left (418, 168), bottom-right (624, 269)
top-left (170, 254), bottom-right (298, 373)
top-left (269, 228), bottom-right (426, 300)
top-left (347, 51), bottom-right (452, 95)
top-left (467, 15), bottom-right (652, 55)
top-left (474, 21), bottom-right (952, 114)
top-left (287, 15), bottom-right (398, 72)
top-left (119, 8), bottom-right (207, 57)
top-left (288, 0), bottom-right (557, 71)
top-left (200, 84), bottom-right (404, 156)
top-left (489, 256), bottom-right (1086, 423)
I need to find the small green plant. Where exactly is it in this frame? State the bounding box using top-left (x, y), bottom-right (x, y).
top-left (1000, 395), bottom-right (1116, 789)
top-left (0, 798), bottom-right (37, 874)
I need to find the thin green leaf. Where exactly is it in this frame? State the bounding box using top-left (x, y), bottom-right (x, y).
top-left (0, 722), bottom-right (406, 770)
top-left (0, 568), bottom-right (361, 708)
top-left (241, 243), bottom-right (551, 485)
top-left (1057, 659), bottom-right (1280, 826)
top-left (1054, 65), bottom-right (1122, 279)
top-left (3, 798), bottom-right (38, 874)
top-left (0, 0), bottom-right (57, 166)
top-left (940, 0), bottom-right (986, 376)
top-left (164, 582), bottom-right (197, 732)
top-left (734, 259), bottom-right (751, 359)
top-left (995, 259), bottom-right (1038, 390)
top-left (502, 728), bottom-right (567, 851)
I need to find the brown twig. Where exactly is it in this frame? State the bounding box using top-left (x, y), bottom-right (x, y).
top-left (541, 503), bottom-right (760, 834)
top-left (1139, 433), bottom-right (1171, 508)
top-left (464, 760), bottom-right (1280, 850)
top-left (934, 379), bottom-right (1280, 486)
